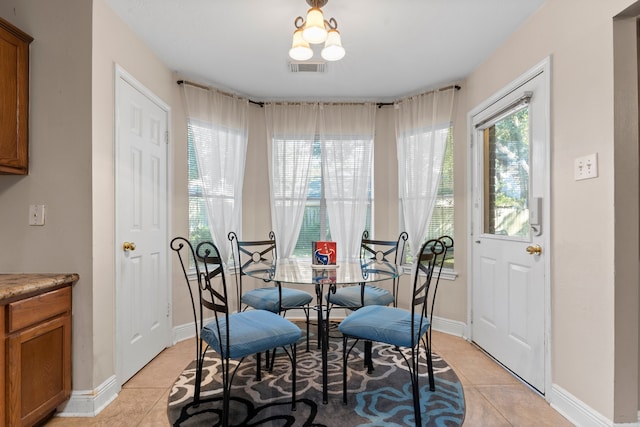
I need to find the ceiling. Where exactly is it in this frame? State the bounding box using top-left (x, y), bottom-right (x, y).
top-left (105, 0), bottom-right (545, 103)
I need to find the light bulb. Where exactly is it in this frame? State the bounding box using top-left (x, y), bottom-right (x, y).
top-left (321, 28), bottom-right (345, 61)
top-left (302, 7), bottom-right (327, 44)
top-left (289, 28), bottom-right (313, 61)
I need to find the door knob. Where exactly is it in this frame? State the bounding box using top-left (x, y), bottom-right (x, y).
top-left (526, 245), bottom-right (542, 255)
top-left (123, 241), bottom-right (136, 251)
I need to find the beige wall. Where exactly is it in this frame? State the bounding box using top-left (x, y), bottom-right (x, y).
top-left (463, 0), bottom-right (637, 421)
top-left (0, 0), bottom-right (94, 390)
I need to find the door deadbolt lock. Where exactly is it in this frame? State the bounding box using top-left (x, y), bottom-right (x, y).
top-left (123, 241), bottom-right (136, 251)
top-left (526, 245), bottom-right (542, 256)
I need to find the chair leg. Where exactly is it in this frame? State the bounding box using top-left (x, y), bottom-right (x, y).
top-left (412, 377), bottom-right (422, 427)
top-left (256, 351), bottom-right (262, 381)
top-left (291, 342), bottom-right (297, 411)
top-left (342, 336), bottom-right (348, 404)
top-left (268, 348), bottom-right (277, 372)
top-left (222, 357), bottom-right (231, 427)
top-left (426, 349), bottom-right (435, 391)
top-left (364, 340), bottom-right (374, 373)
top-left (411, 348), bottom-right (422, 427)
top-left (194, 356), bottom-right (203, 406)
top-left (194, 339), bottom-right (204, 406)
top-left (305, 308), bottom-right (311, 352)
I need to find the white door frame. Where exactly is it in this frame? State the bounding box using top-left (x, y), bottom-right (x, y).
top-left (114, 64), bottom-right (173, 386)
top-left (466, 56), bottom-right (552, 397)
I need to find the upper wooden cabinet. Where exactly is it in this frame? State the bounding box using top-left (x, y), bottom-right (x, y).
top-left (0, 17), bottom-right (33, 175)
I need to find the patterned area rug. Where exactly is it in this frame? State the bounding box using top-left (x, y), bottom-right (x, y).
top-left (168, 334), bottom-right (465, 426)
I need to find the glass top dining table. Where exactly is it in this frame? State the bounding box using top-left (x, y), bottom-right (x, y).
top-left (242, 258), bottom-right (399, 286)
top-left (243, 258), bottom-right (399, 404)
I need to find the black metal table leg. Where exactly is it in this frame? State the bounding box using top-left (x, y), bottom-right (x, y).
top-left (315, 283), bottom-right (329, 404)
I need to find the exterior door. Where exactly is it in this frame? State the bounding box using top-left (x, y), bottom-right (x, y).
top-left (115, 66), bottom-right (171, 385)
top-left (470, 60), bottom-right (550, 394)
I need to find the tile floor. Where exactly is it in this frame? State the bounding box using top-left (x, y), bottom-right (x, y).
top-left (44, 329), bottom-right (574, 426)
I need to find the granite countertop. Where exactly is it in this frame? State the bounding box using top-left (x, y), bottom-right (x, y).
top-left (0, 273), bottom-right (79, 302)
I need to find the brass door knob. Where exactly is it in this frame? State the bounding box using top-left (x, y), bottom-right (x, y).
top-left (526, 245), bottom-right (542, 255)
top-left (123, 241), bottom-right (136, 251)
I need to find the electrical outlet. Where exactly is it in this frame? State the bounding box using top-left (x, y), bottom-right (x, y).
top-left (29, 204), bottom-right (46, 226)
top-left (574, 153), bottom-right (598, 181)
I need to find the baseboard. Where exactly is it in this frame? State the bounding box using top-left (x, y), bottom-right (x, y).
top-left (173, 316), bottom-right (206, 344)
top-left (550, 383), bottom-right (640, 427)
top-left (431, 315), bottom-right (467, 338)
top-left (55, 375), bottom-right (119, 417)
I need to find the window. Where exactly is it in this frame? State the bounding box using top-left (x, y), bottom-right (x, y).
top-left (401, 128), bottom-right (454, 269)
top-left (187, 120), bottom-right (244, 261)
top-left (482, 106), bottom-right (529, 238)
top-left (428, 130), bottom-right (454, 268)
top-left (187, 122), bottom-right (213, 248)
top-left (292, 139), bottom-right (373, 259)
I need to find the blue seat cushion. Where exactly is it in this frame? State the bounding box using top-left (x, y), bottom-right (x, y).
top-left (328, 285), bottom-right (394, 308)
top-left (241, 287), bottom-right (313, 312)
top-left (201, 310), bottom-right (302, 359)
top-left (338, 305), bottom-right (429, 348)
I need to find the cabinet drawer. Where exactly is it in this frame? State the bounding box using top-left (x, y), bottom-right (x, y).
top-left (7, 287), bottom-right (71, 333)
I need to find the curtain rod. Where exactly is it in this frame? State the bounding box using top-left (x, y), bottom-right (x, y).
top-left (380, 84), bottom-right (462, 108)
top-left (177, 80), bottom-right (265, 107)
top-left (177, 79), bottom-right (461, 109)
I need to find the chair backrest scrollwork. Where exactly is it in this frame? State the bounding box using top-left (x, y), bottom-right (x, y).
top-left (360, 230), bottom-right (408, 307)
top-left (410, 235), bottom-right (454, 348)
top-left (171, 237), bottom-right (232, 359)
top-left (228, 231), bottom-right (278, 312)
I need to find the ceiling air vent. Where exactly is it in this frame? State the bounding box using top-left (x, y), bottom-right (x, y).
top-left (289, 61), bottom-right (327, 73)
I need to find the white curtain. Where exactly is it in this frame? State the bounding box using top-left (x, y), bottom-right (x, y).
top-left (181, 84), bottom-right (249, 262)
top-left (395, 88), bottom-right (456, 257)
top-left (265, 103), bottom-right (319, 258)
top-left (319, 103), bottom-right (376, 261)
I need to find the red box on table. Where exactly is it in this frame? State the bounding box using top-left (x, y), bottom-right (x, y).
top-left (312, 241), bottom-right (337, 265)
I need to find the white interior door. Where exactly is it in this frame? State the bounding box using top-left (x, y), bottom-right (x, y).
top-left (470, 60), bottom-right (550, 394)
top-left (115, 66), bottom-right (171, 385)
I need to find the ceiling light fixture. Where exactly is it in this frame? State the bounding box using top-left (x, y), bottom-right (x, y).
top-left (289, 0), bottom-right (345, 62)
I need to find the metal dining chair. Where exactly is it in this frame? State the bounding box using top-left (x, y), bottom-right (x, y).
top-left (328, 230), bottom-right (408, 310)
top-left (228, 231), bottom-right (314, 355)
top-left (170, 237), bottom-right (300, 427)
top-left (327, 230), bottom-right (408, 372)
top-left (338, 235), bottom-right (453, 427)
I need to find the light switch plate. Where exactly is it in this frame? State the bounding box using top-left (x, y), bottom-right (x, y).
top-left (29, 204), bottom-right (46, 226)
top-left (574, 153), bottom-right (598, 181)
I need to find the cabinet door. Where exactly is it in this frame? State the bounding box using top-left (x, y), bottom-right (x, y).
top-left (6, 314), bottom-right (71, 426)
top-left (0, 17), bottom-right (33, 175)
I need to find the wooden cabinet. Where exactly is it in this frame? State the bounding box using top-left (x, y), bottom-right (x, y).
top-left (1, 284), bottom-right (73, 426)
top-left (0, 17), bottom-right (33, 175)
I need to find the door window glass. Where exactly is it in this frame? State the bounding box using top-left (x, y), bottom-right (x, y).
top-left (482, 106), bottom-right (530, 238)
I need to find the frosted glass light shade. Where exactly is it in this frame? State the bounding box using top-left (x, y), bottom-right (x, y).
top-left (289, 28), bottom-right (313, 61)
top-left (321, 29), bottom-right (345, 61)
top-left (302, 7), bottom-right (327, 44)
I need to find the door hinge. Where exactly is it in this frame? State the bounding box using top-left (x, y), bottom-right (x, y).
top-left (166, 303), bottom-right (171, 317)
top-left (165, 130), bottom-right (169, 144)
